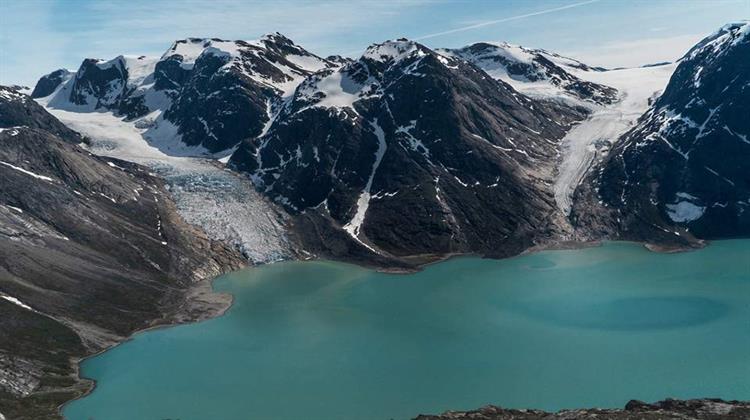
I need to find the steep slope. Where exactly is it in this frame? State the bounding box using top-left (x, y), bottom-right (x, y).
top-left (38, 33), bottom-right (337, 154)
top-left (229, 39), bottom-right (585, 262)
top-left (0, 86), bottom-right (82, 143)
top-left (0, 89), bottom-right (244, 419)
top-left (444, 42), bottom-right (618, 107)
top-left (574, 22), bottom-right (750, 243)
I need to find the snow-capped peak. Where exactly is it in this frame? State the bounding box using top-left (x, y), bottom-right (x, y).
top-left (683, 20), bottom-right (749, 61)
top-left (96, 55), bottom-right (159, 87)
top-left (464, 42), bottom-right (536, 65)
top-left (161, 38), bottom-right (244, 69)
top-left (443, 41), bottom-right (617, 106)
top-left (290, 39), bottom-right (437, 115)
top-left (259, 32), bottom-right (295, 46)
top-left (362, 39), bottom-right (427, 64)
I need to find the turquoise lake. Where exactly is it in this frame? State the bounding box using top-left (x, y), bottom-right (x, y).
top-left (64, 241), bottom-right (750, 420)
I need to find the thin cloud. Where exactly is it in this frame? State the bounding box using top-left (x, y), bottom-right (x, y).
top-left (565, 33), bottom-right (706, 68)
top-left (414, 0), bottom-right (601, 41)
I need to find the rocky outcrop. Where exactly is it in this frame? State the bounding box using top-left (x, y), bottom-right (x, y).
top-left (415, 398), bottom-right (750, 419)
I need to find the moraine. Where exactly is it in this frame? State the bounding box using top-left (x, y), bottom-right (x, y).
top-left (63, 240), bottom-right (750, 420)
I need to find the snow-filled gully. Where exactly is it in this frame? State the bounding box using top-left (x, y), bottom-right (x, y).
top-left (342, 119), bottom-right (387, 253)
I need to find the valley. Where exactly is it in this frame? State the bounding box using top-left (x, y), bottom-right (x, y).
top-left (553, 64), bottom-right (676, 216)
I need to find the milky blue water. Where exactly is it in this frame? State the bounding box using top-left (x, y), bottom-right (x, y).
top-left (64, 241), bottom-right (750, 420)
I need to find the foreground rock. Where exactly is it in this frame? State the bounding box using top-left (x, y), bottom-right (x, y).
top-left (415, 398), bottom-right (750, 419)
top-left (0, 87), bottom-right (245, 419)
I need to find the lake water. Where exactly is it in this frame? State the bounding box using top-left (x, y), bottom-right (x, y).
top-left (64, 241), bottom-right (750, 420)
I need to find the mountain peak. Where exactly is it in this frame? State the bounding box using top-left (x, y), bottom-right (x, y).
top-left (362, 39), bottom-right (427, 64)
top-left (683, 20), bottom-right (749, 61)
top-left (259, 32), bottom-right (295, 45)
top-left (445, 41), bottom-right (617, 105)
top-left (161, 38), bottom-right (240, 69)
top-left (30, 69), bottom-right (74, 98)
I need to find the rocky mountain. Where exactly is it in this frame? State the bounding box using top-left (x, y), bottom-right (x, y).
top-left (29, 35), bottom-right (623, 266)
top-left (573, 21), bottom-right (750, 244)
top-left (229, 39), bottom-right (586, 262)
top-left (0, 88), bottom-right (244, 419)
top-left (442, 42), bottom-right (618, 107)
top-left (36, 33), bottom-right (337, 154)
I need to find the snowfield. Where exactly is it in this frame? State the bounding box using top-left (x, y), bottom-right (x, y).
top-left (553, 63), bottom-right (677, 215)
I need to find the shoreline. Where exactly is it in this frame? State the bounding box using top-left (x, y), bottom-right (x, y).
top-left (57, 236), bottom-right (725, 418)
top-left (55, 273), bottom-right (239, 418)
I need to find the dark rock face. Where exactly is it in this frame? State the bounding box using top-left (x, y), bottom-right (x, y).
top-left (0, 86), bottom-right (82, 143)
top-left (414, 398), bottom-right (750, 419)
top-left (585, 22), bottom-right (750, 243)
top-left (0, 88), bottom-right (244, 419)
top-left (30, 69), bottom-right (72, 99)
top-left (445, 42), bottom-right (618, 106)
top-left (38, 55), bottom-right (160, 120)
top-left (68, 57), bottom-right (129, 108)
top-left (230, 40), bottom-right (585, 260)
top-left (161, 51), bottom-right (271, 152)
top-left (160, 35), bottom-right (337, 152)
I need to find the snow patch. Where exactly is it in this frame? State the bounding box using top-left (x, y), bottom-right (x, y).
top-left (306, 71), bottom-right (363, 109)
top-left (666, 201), bottom-right (705, 222)
top-left (285, 54), bottom-right (329, 73)
top-left (5, 205), bottom-right (23, 213)
top-left (0, 161), bottom-right (55, 182)
top-left (0, 293), bottom-right (34, 312)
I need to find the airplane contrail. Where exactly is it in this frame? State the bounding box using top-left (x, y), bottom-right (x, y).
top-left (414, 0), bottom-right (601, 41)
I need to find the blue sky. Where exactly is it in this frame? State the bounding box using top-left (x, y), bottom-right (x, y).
top-left (0, 0), bottom-right (747, 86)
